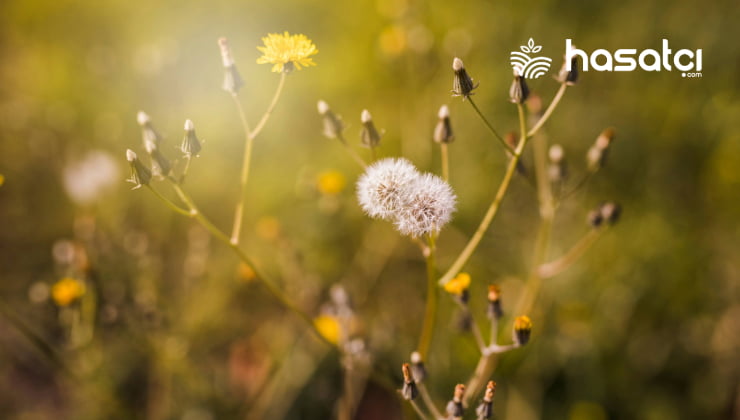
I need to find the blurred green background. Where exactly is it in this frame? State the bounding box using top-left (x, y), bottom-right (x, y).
top-left (1, 0), bottom-right (739, 419)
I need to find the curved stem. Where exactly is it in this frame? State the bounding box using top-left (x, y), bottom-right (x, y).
top-left (164, 182), bottom-right (335, 349)
top-left (146, 185), bottom-right (191, 216)
top-left (440, 143), bottom-right (450, 182)
top-left (468, 98), bottom-right (515, 155)
top-left (438, 106), bottom-right (530, 286)
top-left (230, 72), bottom-right (287, 245)
top-left (538, 228), bottom-right (604, 279)
top-left (527, 83), bottom-right (567, 138)
top-left (336, 132), bottom-right (367, 168)
top-left (409, 399), bottom-right (433, 420)
top-left (418, 382), bottom-right (444, 420)
top-left (417, 234), bottom-right (438, 360)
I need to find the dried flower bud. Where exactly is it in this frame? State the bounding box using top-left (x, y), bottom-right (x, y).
top-left (476, 381), bottom-right (496, 420)
top-left (446, 384), bottom-right (466, 419)
top-left (181, 119), bottom-right (202, 157)
top-left (144, 141), bottom-right (172, 177)
top-left (548, 144), bottom-right (568, 183)
top-left (137, 111), bottom-right (163, 149)
top-left (410, 351), bottom-right (427, 383)
top-left (600, 201), bottom-right (621, 225)
top-left (126, 149), bottom-right (151, 189)
top-left (556, 55), bottom-right (579, 85)
top-left (487, 284), bottom-right (503, 320)
top-left (513, 315), bottom-right (532, 346)
top-left (359, 109), bottom-right (382, 148)
top-left (317, 100), bottom-right (345, 141)
top-left (218, 37), bottom-right (244, 95)
top-left (433, 105), bottom-right (454, 144)
top-left (451, 57), bottom-right (478, 99)
top-left (509, 74), bottom-right (530, 104)
top-left (587, 128), bottom-right (616, 171)
top-left (526, 93), bottom-right (543, 116)
top-left (401, 363), bottom-right (418, 401)
top-left (587, 208), bottom-right (604, 228)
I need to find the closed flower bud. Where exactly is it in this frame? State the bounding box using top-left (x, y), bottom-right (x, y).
top-left (317, 100), bottom-right (345, 141)
top-left (587, 128), bottom-right (616, 171)
top-left (487, 284), bottom-right (503, 320)
top-left (587, 208), bottom-right (604, 228)
top-left (145, 141), bottom-right (172, 177)
top-left (410, 351), bottom-right (427, 383)
top-left (599, 201), bottom-right (621, 225)
top-left (476, 381), bottom-right (496, 420)
top-left (446, 384), bottom-right (466, 419)
top-left (451, 57), bottom-right (478, 99)
top-left (433, 105), bottom-right (454, 144)
top-left (509, 74), bottom-right (530, 104)
top-left (126, 149), bottom-right (151, 189)
top-left (556, 55), bottom-right (579, 85)
top-left (218, 37), bottom-right (244, 95)
top-left (401, 363), bottom-right (418, 401)
top-left (359, 109), bottom-right (383, 148)
top-left (137, 111), bottom-right (163, 149)
top-left (513, 315), bottom-right (532, 346)
top-left (181, 119), bottom-right (202, 157)
top-left (548, 144), bottom-right (568, 183)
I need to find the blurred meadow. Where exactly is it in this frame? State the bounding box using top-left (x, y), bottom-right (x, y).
top-left (1, 0), bottom-right (739, 419)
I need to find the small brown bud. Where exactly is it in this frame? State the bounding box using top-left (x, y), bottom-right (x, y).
top-left (513, 315), bottom-right (532, 346)
top-left (509, 74), bottom-right (529, 104)
top-left (433, 105), bottom-right (454, 144)
top-left (359, 109), bottom-right (382, 148)
top-left (452, 57), bottom-right (479, 99)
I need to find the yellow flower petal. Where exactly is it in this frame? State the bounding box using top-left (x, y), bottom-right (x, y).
top-left (444, 272), bottom-right (471, 295)
top-left (313, 315), bottom-right (340, 345)
top-left (51, 277), bottom-right (85, 307)
top-left (317, 170), bottom-right (346, 196)
top-left (256, 32), bottom-right (318, 73)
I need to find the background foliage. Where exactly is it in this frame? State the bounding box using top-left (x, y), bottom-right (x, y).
top-left (1, 0), bottom-right (739, 419)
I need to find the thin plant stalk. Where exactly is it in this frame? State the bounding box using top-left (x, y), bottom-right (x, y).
top-left (538, 228), bottom-right (604, 279)
top-left (468, 97), bottom-right (515, 155)
top-left (337, 132), bottom-right (368, 168)
top-left (418, 383), bottom-right (444, 420)
top-left (410, 399), bottom-right (433, 420)
top-left (437, 111), bottom-right (530, 286)
top-left (150, 181), bottom-right (336, 349)
top-left (417, 234), bottom-right (438, 360)
top-left (230, 72), bottom-right (287, 245)
top-left (527, 83), bottom-right (567, 138)
top-left (440, 143), bottom-right (450, 182)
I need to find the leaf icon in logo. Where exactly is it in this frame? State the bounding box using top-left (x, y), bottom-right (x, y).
top-left (520, 44), bottom-right (531, 53)
top-left (532, 45), bottom-right (542, 53)
top-left (528, 38), bottom-right (535, 49)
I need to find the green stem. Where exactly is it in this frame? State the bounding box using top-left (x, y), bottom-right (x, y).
top-left (527, 83), bottom-right (567, 138)
top-left (417, 382), bottom-right (443, 420)
top-left (468, 97), bottom-right (515, 155)
top-left (537, 228), bottom-right (604, 279)
top-left (437, 108), bottom-right (530, 286)
top-left (230, 72), bottom-right (287, 245)
top-left (163, 182), bottom-right (335, 349)
top-left (146, 185), bottom-right (191, 217)
top-left (417, 234), bottom-right (438, 360)
top-left (440, 143), bottom-right (450, 182)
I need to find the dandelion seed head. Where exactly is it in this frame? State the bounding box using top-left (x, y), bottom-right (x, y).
top-left (356, 158), bottom-right (419, 220)
top-left (394, 173), bottom-right (456, 237)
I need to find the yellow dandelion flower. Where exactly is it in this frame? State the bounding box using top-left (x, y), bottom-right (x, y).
top-left (257, 32), bottom-right (318, 73)
top-left (317, 170), bottom-right (346, 196)
top-left (51, 277), bottom-right (85, 307)
top-left (444, 272), bottom-right (471, 296)
top-left (514, 315), bottom-right (532, 331)
top-left (313, 314), bottom-right (340, 345)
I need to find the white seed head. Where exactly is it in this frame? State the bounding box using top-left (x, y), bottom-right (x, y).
top-left (356, 158), bottom-right (420, 220)
top-left (361, 109), bottom-right (372, 123)
top-left (126, 149), bottom-right (137, 162)
top-left (136, 111), bottom-right (150, 126)
top-left (317, 100), bottom-right (330, 115)
top-left (549, 144), bottom-right (564, 162)
top-left (452, 57), bottom-right (464, 71)
top-left (394, 173), bottom-right (456, 237)
top-left (184, 119), bottom-right (194, 131)
top-left (438, 104), bottom-right (450, 119)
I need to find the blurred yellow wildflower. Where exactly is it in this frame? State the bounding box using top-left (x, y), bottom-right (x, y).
top-left (238, 263), bottom-right (257, 283)
top-left (51, 277), bottom-right (85, 307)
top-left (256, 216), bottom-right (281, 241)
top-left (256, 32), bottom-right (318, 73)
top-left (317, 170), bottom-right (346, 196)
top-left (514, 315), bottom-right (532, 331)
top-left (313, 314), bottom-right (340, 345)
top-left (0, 173), bottom-right (4, 187)
top-left (444, 272), bottom-right (471, 296)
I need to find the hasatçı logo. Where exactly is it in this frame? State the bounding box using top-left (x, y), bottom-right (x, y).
top-left (510, 38), bottom-right (552, 79)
